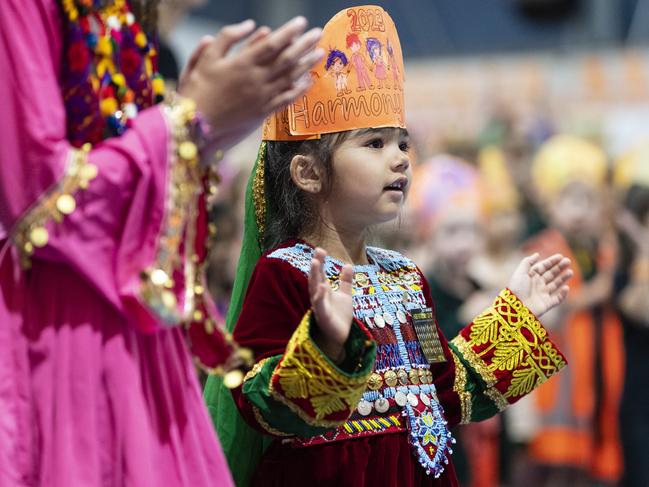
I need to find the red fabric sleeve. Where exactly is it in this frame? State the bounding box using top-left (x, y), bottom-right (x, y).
top-left (233, 255), bottom-right (312, 358)
top-left (230, 255), bottom-right (311, 427)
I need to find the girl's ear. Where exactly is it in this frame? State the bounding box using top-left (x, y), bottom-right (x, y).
top-left (290, 154), bottom-right (324, 194)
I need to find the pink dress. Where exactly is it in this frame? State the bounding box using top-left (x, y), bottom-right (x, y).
top-left (0, 1), bottom-right (233, 485)
top-left (374, 57), bottom-right (388, 81)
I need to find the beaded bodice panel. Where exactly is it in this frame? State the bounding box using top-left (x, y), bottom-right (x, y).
top-left (268, 242), bottom-right (455, 477)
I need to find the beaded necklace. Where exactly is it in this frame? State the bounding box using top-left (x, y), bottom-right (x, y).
top-left (60, 0), bottom-right (165, 146)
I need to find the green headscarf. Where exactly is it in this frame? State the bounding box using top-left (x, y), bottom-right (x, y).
top-left (203, 143), bottom-right (273, 487)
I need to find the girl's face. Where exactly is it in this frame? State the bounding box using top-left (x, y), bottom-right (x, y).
top-left (324, 128), bottom-right (411, 232)
top-left (333, 58), bottom-right (344, 72)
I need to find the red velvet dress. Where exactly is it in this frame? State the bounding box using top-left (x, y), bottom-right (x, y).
top-left (231, 240), bottom-right (566, 487)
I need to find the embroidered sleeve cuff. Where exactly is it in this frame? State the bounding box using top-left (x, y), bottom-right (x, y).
top-left (450, 288), bottom-right (567, 421)
top-left (241, 355), bottom-right (326, 437)
top-left (269, 310), bottom-right (376, 427)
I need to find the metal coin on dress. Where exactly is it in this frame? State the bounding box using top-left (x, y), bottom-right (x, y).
top-left (407, 392), bottom-right (419, 407)
top-left (357, 400), bottom-right (373, 416)
top-left (396, 310), bottom-right (407, 324)
top-left (374, 397), bottom-right (390, 413)
top-left (367, 372), bottom-right (383, 391)
top-left (374, 313), bottom-right (386, 328)
top-left (383, 370), bottom-right (398, 387)
top-left (425, 369), bottom-right (434, 383)
top-left (397, 369), bottom-right (409, 386)
top-left (418, 368), bottom-right (428, 383)
top-left (394, 391), bottom-right (408, 407)
top-left (383, 311), bottom-right (394, 326)
top-left (408, 368), bottom-right (420, 385)
top-left (420, 392), bottom-right (431, 406)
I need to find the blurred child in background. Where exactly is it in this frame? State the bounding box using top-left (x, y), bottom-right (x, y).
top-left (525, 135), bottom-right (625, 487)
top-left (409, 155), bottom-right (501, 487)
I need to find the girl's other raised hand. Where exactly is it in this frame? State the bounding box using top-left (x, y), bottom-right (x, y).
top-left (507, 253), bottom-right (573, 318)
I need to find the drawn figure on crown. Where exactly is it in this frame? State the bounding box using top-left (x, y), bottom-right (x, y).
top-left (366, 37), bottom-right (388, 89)
top-left (325, 48), bottom-right (352, 96)
top-left (347, 32), bottom-right (374, 92)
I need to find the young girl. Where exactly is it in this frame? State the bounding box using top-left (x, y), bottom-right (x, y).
top-left (204, 6), bottom-right (570, 487)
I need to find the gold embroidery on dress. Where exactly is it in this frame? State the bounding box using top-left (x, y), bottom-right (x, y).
top-left (451, 289), bottom-right (566, 406)
top-left (451, 352), bottom-right (473, 424)
top-left (252, 142), bottom-right (267, 239)
top-left (244, 357), bottom-right (273, 383)
top-left (269, 310), bottom-right (371, 427)
top-left (452, 335), bottom-right (499, 386)
top-left (139, 96), bottom-right (204, 325)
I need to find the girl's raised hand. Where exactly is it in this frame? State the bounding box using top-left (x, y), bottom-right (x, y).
top-left (308, 248), bottom-right (354, 364)
top-left (507, 253), bottom-right (573, 318)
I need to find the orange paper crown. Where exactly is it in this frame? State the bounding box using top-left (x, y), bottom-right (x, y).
top-left (262, 5), bottom-right (406, 141)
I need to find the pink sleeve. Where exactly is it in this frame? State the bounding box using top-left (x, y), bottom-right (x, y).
top-left (0, 0), bottom-right (190, 331)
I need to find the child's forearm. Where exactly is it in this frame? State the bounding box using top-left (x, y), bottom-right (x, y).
top-left (447, 288), bottom-right (567, 424)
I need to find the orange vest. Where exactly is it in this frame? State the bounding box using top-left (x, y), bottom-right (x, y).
top-left (525, 229), bottom-right (624, 482)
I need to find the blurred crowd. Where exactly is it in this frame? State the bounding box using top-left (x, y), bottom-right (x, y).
top-left (205, 103), bottom-right (649, 487)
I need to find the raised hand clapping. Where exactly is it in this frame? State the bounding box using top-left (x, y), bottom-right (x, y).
top-left (180, 17), bottom-right (324, 152)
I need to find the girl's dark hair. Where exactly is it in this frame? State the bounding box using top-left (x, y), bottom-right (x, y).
top-left (263, 132), bottom-right (351, 249)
